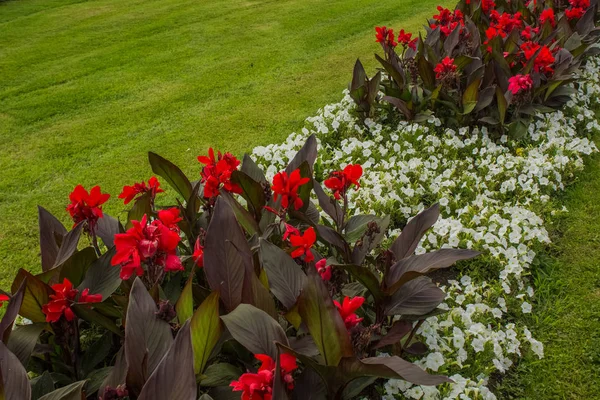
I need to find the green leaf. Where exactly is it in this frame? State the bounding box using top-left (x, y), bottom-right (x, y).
top-left (259, 239), bottom-right (307, 309)
top-left (6, 323), bottom-right (45, 367)
top-left (390, 204), bottom-right (439, 261)
top-left (138, 321), bottom-right (198, 400)
top-left (0, 342), bottom-right (31, 400)
top-left (297, 274), bottom-right (353, 366)
top-left (462, 78), bottom-right (480, 114)
top-left (221, 304), bottom-right (288, 359)
top-left (148, 152), bottom-right (193, 200)
top-left (39, 380), bottom-right (87, 400)
top-left (200, 363), bottom-right (242, 387)
top-left (125, 278), bottom-right (173, 396)
top-left (11, 269), bottom-right (51, 323)
top-left (204, 197), bottom-right (253, 312)
top-left (78, 247), bottom-right (121, 300)
top-left (37, 206), bottom-right (67, 272)
top-left (191, 292), bottom-right (222, 375)
top-left (496, 86), bottom-right (508, 124)
top-left (176, 270), bottom-right (195, 324)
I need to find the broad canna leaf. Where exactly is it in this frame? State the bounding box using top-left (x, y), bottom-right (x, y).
top-left (126, 191), bottom-right (152, 229)
top-left (372, 320), bottom-right (413, 349)
top-left (31, 371), bottom-right (54, 400)
top-left (125, 278), bottom-right (173, 396)
top-left (285, 134), bottom-right (317, 174)
top-left (39, 380), bottom-right (86, 400)
top-left (385, 249), bottom-right (480, 294)
top-left (0, 341), bottom-right (32, 400)
top-left (52, 222), bottom-right (83, 268)
top-left (138, 321), bottom-right (197, 400)
top-left (200, 363), bottom-right (242, 387)
top-left (221, 304), bottom-right (288, 359)
top-left (219, 191), bottom-right (260, 235)
top-left (11, 269), bottom-right (51, 323)
top-left (78, 247), bottom-right (121, 300)
top-left (351, 215), bottom-right (390, 266)
top-left (390, 204), bottom-right (439, 261)
top-left (191, 291), bottom-right (222, 375)
top-left (297, 274), bottom-right (353, 366)
top-left (148, 151), bottom-right (193, 201)
top-left (59, 247), bottom-right (97, 287)
top-left (334, 264), bottom-right (383, 303)
top-left (0, 281), bottom-right (25, 343)
top-left (385, 277), bottom-right (445, 316)
top-left (95, 213), bottom-right (122, 249)
top-left (6, 323), bottom-right (45, 367)
top-left (204, 197), bottom-right (253, 312)
top-left (313, 179), bottom-right (343, 228)
top-left (231, 170), bottom-right (266, 220)
top-left (38, 206), bottom-right (67, 272)
top-left (99, 348), bottom-right (127, 399)
top-left (259, 239), bottom-right (306, 309)
top-left (176, 270), bottom-right (195, 324)
top-left (240, 153), bottom-right (267, 184)
top-left (350, 356), bottom-right (452, 385)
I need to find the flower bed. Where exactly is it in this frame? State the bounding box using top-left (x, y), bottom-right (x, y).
top-left (0, 0), bottom-right (599, 399)
top-left (251, 55), bottom-right (600, 399)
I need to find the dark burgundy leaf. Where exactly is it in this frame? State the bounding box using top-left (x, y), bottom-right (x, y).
top-left (373, 320), bottom-right (412, 349)
top-left (390, 204), bottom-right (439, 261)
top-left (0, 281), bottom-right (25, 343)
top-left (357, 356), bottom-right (451, 385)
top-left (385, 249), bottom-right (480, 294)
top-left (385, 277), bottom-right (445, 316)
top-left (260, 239), bottom-right (306, 309)
top-left (148, 151), bottom-right (193, 200)
top-left (138, 321), bottom-right (197, 400)
top-left (313, 180), bottom-right (343, 228)
top-left (204, 197), bottom-right (253, 312)
top-left (38, 380), bottom-right (86, 400)
top-left (95, 213), bottom-right (122, 249)
top-left (78, 246), bottom-right (121, 300)
top-left (6, 323), bottom-right (45, 367)
top-left (221, 304), bottom-right (288, 359)
top-left (285, 134), bottom-right (317, 174)
top-left (53, 222), bottom-right (83, 268)
top-left (404, 342), bottom-right (428, 355)
top-left (38, 206), bottom-right (67, 272)
top-left (125, 278), bottom-right (173, 396)
top-left (0, 341), bottom-right (32, 400)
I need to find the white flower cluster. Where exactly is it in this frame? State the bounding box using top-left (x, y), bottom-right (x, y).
top-left (252, 56), bottom-right (600, 399)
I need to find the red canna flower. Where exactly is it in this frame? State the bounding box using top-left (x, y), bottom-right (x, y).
top-left (434, 57), bottom-right (457, 80)
top-left (230, 353), bottom-right (298, 399)
top-left (256, 353), bottom-right (298, 390)
top-left (42, 278), bottom-right (102, 323)
top-left (481, 0), bottom-right (496, 13)
top-left (508, 74), bottom-right (533, 95)
top-left (539, 8), bottom-right (556, 27)
top-left (315, 259), bottom-right (332, 281)
top-left (0, 294), bottom-right (10, 308)
top-left (198, 148), bottom-right (243, 199)
top-left (118, 176), bottom-right (164, 205)
top-left (431, 6), bottom-right (465, 37)
top-left (565, 6), bottom-right (585, 19)
top-left (334, 296), bottom-right (365, 330)
top-left (282, 223), bottom-right (300, 241)
top-left (111, 211), bottom-right (183, 280)
top-left (288, 227), bottom-right (316, 263)
top-left (193, 237), bottom-right (204, 268)
top-left (520, 42), bottom-right (555, 75)
top-left (324, 164), bottom-right (362, 200)
top-left (79, 288), bottom-right (103, 303)
top-left (271, 169), bottom-right (310, 210)
top-left (569, 0), bottom-right (590, 7)
top-left (375, 26), bottom-right (397, 47)
top-left (66, 185), bottom-right (110, 234)
top-left (397, 29), bottom-right (417, 50)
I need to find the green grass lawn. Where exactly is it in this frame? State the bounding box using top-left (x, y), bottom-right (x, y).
top-left (0, 0), bottom-right (453, 287)
top-left (496, 143), bottom-right (600, 399)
